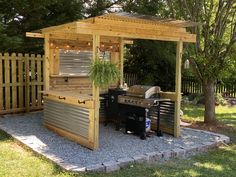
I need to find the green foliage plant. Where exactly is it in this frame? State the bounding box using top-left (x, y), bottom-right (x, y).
top-left (89, 59), bottom-right (120, 88)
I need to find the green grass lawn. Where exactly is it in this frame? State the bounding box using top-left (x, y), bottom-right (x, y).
top-left (0, 104), bottom-right (236, 177)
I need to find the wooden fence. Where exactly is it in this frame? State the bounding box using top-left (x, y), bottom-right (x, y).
top-left (124, 73), bottom-right (139, 86)
top-left (0, 53), bottom-right (44, 114)
top-left (182, 76), bottom-right (236, 97)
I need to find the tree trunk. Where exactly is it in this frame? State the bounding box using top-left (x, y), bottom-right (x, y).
top-left (202, 79), bottom-right (216, 123)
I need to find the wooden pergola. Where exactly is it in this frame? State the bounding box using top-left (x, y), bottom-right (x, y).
top-left (27, 12), bottom-right (197, 150)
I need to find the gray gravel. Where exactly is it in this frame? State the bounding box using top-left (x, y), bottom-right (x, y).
top-left (0, 112), bottom-right (228, 172)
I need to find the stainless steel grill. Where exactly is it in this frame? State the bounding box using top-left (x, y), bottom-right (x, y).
top-left (118, 85), bottom-right (163, 108)
top-left (118, 85), bottom-right (169, 139)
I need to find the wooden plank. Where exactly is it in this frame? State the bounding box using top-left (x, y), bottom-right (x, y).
top-left (26, 32), bottom-right (44, 38)
top-left (37, 55), bottom-right (42, 107)
top-left (43, 94), bottom-right (94, 109)
top-left (75, 22), bottom-right (196, 43)
top-left (174, 41), bottom-right (183, 138)
top-left (31, 55), bottom-right (36, 108)
top-left (0, 54), bottom-right (3, 110)
top-left (49, 48), bottom-right (54, 75)
top-left (41, 22), bottom-right (195, 42)
top-left (91, 34), bottom-right (100, 150)
top-left (11, 53), bottom-right (17, 109)
top-left (119, 38), bottom-right (124, 85)
top-left (160, 92), bottom-right (177, 101)
top-left (41, 21), bottom-right (77, 33)
top-left (44, 122), bottom-right (94, 150)
top-left (2, 82), bottom-right (43, 87)
top-left (47, 33), bottom-right (133, 44)
top-left (25, 54), bottom-right (30, 112)
top-left (53, 49), bottom-right (60, 75)
top-left (18, 53), bottom-right (24, 108)
top-left (94, 17), bottom-right (186, 32)
top-left (44, 34), bottom-right (50, 91)
top-left (4, 53), bottom-right (10, 110)
top-left (0, 107), bottom-right (26, 115)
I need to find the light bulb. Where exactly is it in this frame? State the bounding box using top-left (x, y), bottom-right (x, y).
top-left (184, 59), bottom-right (190, 69)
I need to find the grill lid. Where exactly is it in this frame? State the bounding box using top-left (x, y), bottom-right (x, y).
top-left (126, 85), bottom-right (161, 98)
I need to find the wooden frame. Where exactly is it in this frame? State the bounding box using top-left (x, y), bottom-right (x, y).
top-left (26, 12), bottom-right (197, 149)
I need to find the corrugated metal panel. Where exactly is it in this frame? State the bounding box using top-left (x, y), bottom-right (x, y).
top-left (149, 101), bottom-right (175, 134)
top-left (44, 98), bottom-right (90, 138)
top-left (59, 50), bottom-right (110, 76)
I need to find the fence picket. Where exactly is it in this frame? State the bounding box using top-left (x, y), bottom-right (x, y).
top-left (25, 54), bottom-right (30, 112)
top-left (18, 54), bottom-right (24, 108)
top-left (31, 56), bottom-right (36, 107)
top-left (37, 55), bottom-right (42, 107)
top-left (0, 54), bottom-right (3, 110)
top-left (11, 53), bottom-right (17, 109)
top-left (4, 53), bottom-right (10, 110)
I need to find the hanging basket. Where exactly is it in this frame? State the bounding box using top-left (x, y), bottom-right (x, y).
top-left (89, 59), bottom-right (120, 88)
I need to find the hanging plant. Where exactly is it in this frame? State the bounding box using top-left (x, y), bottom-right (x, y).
top-left (89, 59), bottom-right (120, 88)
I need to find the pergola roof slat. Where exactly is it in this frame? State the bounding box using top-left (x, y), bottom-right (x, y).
top-left (29, 12), bottom-right (198, 43)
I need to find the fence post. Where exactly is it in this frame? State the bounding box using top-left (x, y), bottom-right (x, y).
top-left (25, 54), bottom-right (30, 112)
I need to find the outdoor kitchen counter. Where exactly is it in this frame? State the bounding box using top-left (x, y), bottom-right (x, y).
top-left (42, 90), bottom-right (98, 149)
top-left (42, 90), bottom-right (94, 109)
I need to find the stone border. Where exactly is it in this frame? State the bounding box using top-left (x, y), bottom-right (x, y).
top-left (85, 128), bottom-right (230, 173)
top-left (0, 123), bottom-right (230, 173)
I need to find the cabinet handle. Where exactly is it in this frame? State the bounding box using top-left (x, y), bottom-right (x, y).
top-left (78, 100), bottom-right (86, 104)
top-left (58, 96), bottom-right (66, 100)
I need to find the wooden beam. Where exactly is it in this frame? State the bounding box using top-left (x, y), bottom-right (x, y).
top-left (53, 49), bottom-right (60, 75)
top-left (44, 34), bottom-right (50, 91)
top-left (75, 22), bottom-right (196, 43)
top-left (91, 34), bottom-right (100, 150)
top-left (46, 32), bottom-right (133, 44)
top-left (41, 22), bottom-right (77, 33)
top-left (174, 41), bottom-right (183, 138)
top-left (119, 38), bottom-right (124, 85)
top-left (26, 32), bottom-right (44, 38)
top-left (94, 17), bottom-right (187, 32)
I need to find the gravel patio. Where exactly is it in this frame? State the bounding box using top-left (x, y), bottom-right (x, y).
top-left (0, 112), bottom-right (230, 173)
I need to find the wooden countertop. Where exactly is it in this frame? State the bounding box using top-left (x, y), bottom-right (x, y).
top-left (42, 90), bottom-right (93, 101)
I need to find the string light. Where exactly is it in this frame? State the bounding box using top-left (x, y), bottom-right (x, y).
top-left (87, 42), bottom-right (91, 46)
top-left (101, 44), bottom-right (105, 47)
top-left (50, 43), bottom-right (54, 47)
top-left (109, 45), bottom-right (113, 49)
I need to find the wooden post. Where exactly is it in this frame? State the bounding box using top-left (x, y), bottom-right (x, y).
top-left (53, 49), bottom-right (60, 75)
top-left (119, 38), bottom-right (124, 85)
top-left (44, 34), bottom-right (50, 91)
top-left (92, 34), bottom-right (100, 150)
top-left (174, 41), bottom-right (183, 137)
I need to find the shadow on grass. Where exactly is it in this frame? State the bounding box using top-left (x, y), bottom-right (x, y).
top-left (0, 129), bottom-right (12, 141)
